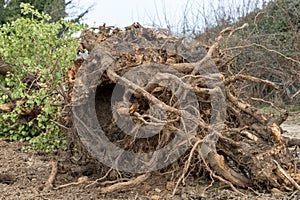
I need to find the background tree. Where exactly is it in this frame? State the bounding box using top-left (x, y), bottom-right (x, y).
top-left (0, 0), bottom-right (91, 24)
top-left (0, 0), bottom-right (66, 24)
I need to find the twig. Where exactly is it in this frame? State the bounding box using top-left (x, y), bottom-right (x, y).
top-left (225, 23), bottom-right (249, 48)
top-left (172, 139), bottom-right (202, 196)
top-left (98, 173), bottom-right (150, 194)
top-left (85, 168), bottom-right (113, 188)
top-left (98, 178), bottom-right (130, 186)
top-left (49, 119), bottom-right (70, 130)
top-left (169, 63), bottom-right (194, 73)
top-left (224, 43), bottom-right (300, 65)
top-left (133, 112), bottom-right (166, 125)
top-left (107, 68), bottom-right (179, 114)
top-left (273, 160), bottom-right (300, 191)
top-left (249, 97), bottom-right (285, 113)
top-left (225, 74), bottom-right (279, 89)
top-left (291, 90), bottom-right (300, 99)
top-left (27, 73), bottom-right (41, 93)
top-left (246, 11), bottom-right (265, 41)
top-left (191, 27), bottom-right (231, 76)
top-left (44, 158), bottom-right (58, 189)
top-left (54, 176), bottom-right (89, 190)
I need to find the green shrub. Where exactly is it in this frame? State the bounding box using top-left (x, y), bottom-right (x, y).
top-left (0, 3), bottom-right (85, 152)
top-left (198, 0), bottom-right (300, 106)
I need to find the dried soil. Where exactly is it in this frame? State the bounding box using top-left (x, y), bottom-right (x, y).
top-left (0, 114), bottom-right (299, 199)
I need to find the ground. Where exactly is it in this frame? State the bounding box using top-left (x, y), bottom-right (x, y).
top-left (0, 114), bottom-right (299, 200)
top-left (281, 113), bottom-right (300, 140)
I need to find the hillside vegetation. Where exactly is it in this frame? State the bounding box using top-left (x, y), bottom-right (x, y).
top-left (196, 0), bottom-right (299, 107)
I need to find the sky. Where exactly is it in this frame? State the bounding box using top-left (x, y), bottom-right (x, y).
top-left (69, 0), bottom-right (193, 28)
top-left (67, 0), bottom-right (266, 33)
top-left (87, 0), bottom-right (187, 27)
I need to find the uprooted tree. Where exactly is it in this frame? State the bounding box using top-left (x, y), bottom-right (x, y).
top-left (63, 23), bottom-right (300, 194)
top-left (0, 1), bottom-right (298, 196)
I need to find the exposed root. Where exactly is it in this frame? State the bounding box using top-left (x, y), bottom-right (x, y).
top-left (43, 158), bottom-right (58, 190)
top-left (54, 176), bottom-right (89, 190)
top-left (273, 160), bottom-right (300, 191)
top-left (67, 22), bottom-right (297, 195)
top-left (98, 173), bottom-right (151, 194)
top-left (201, 152), bottom-right (245, 196)
top-left (85, 168), bottom-right (113, 188)
top-left (172, 138), bottom-right (203, 196)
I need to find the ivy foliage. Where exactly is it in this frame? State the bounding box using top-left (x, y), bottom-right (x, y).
top-left (0, 3), bottom-right (85, 151)
top-left (258, 0), bottom-right (299, 34)
top-left (204, 0), bottom-right (300, 104)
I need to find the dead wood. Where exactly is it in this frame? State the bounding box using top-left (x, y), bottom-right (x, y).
top-left (54, 176), bottom-right (89, 190)
top-left (41, 158), bottom-right (58, 190)
top-left (98, 173), bottom-right (150, 194)
top-left (66, 23), bottom-right (299, 194)
top-left (273, 160), bottom-right (300, 191)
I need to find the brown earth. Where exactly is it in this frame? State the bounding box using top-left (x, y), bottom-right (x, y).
top-left (0, 114), bottom-right (299, 200)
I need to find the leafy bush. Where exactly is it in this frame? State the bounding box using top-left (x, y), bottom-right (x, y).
top-left (0, 3), bottom-right (84, 151)
top-left (238, 0), bottom-right (300, 105)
